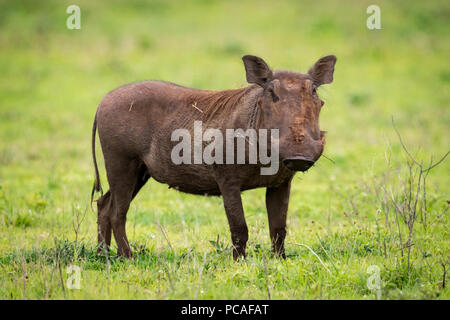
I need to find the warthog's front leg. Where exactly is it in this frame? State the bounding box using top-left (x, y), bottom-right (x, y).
top-left (216, 177), bottom-right (248, 260)
top-left (266, 177), bottom-right (292, 259)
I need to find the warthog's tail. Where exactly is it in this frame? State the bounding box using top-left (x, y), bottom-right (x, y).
top-left (91, 111), bottom-right (103, 205)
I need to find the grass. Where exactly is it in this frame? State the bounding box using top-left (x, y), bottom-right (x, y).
top-left (0, 0), bottom-right (448, 299)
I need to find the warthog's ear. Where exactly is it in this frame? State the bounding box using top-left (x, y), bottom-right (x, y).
top-left (308, 55), bottom-right (337, 86)
top-left (242, 55), bottom-right (273, 87)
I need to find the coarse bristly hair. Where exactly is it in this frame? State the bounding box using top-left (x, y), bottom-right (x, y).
top-left (187, 85), bottom-right (261, 122)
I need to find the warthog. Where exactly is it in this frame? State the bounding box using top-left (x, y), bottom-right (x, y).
top-left (91, 54), bottom-right (336, 259)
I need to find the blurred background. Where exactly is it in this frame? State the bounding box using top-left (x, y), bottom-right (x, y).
top-left (0, 0), bottom-right (448, 299)
top-left (1, 0), bottom-right (448, 184)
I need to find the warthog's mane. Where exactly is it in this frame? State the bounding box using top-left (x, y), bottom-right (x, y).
top-left (187, 85), bottom-right (262, 124)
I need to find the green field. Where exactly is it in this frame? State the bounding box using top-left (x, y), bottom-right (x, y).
top-left (0, 0), bottom-right (448, 299)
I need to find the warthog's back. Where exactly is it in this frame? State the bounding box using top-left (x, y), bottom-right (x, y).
top-left (95, 81), bottom-right (268, 195)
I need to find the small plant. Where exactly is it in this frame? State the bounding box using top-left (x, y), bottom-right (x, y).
top-left (390, 117), bottom-right (448, 274)
top-left (209, 234), bottom-right (230, 254)
top-left (71, 202), bottom-right (88, 245)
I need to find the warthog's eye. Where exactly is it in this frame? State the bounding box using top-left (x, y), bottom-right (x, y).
top-left (268, 87), bottom-right (279, 103)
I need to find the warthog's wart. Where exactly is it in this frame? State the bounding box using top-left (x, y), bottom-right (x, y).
top-left (171, 121), bottom-right (280, 175)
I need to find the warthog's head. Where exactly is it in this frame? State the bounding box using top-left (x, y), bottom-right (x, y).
top-left (243, 54), bottom-right (336, 172)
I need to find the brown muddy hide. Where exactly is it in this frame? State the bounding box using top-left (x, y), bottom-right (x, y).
top-left (242, 55), bottom-right (336, 172)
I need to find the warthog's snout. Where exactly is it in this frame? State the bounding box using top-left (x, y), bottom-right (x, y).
top-left (282, 156), bottom-right (315, 172)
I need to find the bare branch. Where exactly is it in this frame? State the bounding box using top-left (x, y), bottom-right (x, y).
top-left (423, 151), bottom-right (449, 172)
top-left (391, 116), bottom-right (422, 168)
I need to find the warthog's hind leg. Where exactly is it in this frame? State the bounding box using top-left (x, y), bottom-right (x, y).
top-left (101, 157), bottom-right (150, 258)
top-left (97, 190), bottom-right (112, 255)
